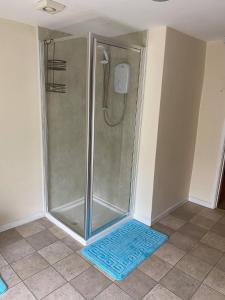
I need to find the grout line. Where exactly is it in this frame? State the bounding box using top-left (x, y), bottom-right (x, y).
top-left (191, 281), bottom-right (225, 299)
top-left (2, 281), bottom-right (39, 300)
top-left (23, 270), bottom-right (66, 300)
top-left (69, 267), bottom-right (112, 299)
top-left (155, 222), bottom-right (225, 298)
top-left (91, 282), bottom-right (115, 299)
top-left (113, 268), bottom-right (158, 299)
top-left (204, 279), bottom-right (225, 298)
top-left (2, 206), bottom-right (225, 299)
top-left (43, 264), bottom-right (93, 299)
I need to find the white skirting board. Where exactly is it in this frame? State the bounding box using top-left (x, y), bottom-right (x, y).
top-left (151, 200), bottom-right (188, 225)
top-left (0, 211), bottom-right (45, 233)
top-left (133, 214), bottom-right (151, 226)
top-left (189, 197), bottom-right (215, 209)
top-left (134, 200), bottom-right (188, 226)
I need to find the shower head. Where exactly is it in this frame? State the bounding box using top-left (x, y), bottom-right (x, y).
top-left (98, 45), bottom-right (109, 64)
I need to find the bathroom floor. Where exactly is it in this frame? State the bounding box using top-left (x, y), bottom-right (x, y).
top-left (1, 202), bottom-right (225, 299)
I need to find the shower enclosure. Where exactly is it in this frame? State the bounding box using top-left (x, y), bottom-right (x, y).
top-left (42, 33), bottom-right (144, 243)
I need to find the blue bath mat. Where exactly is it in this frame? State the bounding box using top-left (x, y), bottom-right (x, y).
top-left (81, 220), bottom-right (168, 280)
top-left (0, 277), bottom-right (8, 295)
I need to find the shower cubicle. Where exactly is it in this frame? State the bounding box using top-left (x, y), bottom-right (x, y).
top-left (41, 32), bottom-right (145, 243)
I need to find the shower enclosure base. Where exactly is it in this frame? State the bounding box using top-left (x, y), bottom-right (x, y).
top-left (48, 196), bottom-right (128, 244)
top-left (46, 210), bottom-right (131, 246)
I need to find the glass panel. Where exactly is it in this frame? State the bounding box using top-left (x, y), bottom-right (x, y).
top-left (46, 36), bottom-right (87, 237)
top-left (92, 41), bottom-right (141, 234)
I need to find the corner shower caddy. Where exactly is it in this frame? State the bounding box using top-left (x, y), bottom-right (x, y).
top-left (45, 40), bottom-right (67, 93)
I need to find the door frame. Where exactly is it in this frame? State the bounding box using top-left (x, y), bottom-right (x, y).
top-left (213, 123), bottom-right (225, 208)
top-left (86, 33), bottom-right (146, 239)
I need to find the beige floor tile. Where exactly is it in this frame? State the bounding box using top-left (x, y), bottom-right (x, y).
top-left (139, 255), bottom-right (172, 282)
top-left (0, 239), bottom-right (35, 264)
top-left (0, 229), bottom-right (23, 248)
top-left (176, 254), bottom-right (212, 281)
top-left (192, 284), bottom-right (225, 300)
top-left (2, 203), bottom-right (225, 300)
top-left (211, 222), bottom-right (225, 238)
top-left (190, 243), bottom-right (223, 265)
top-left (0, 265), bottom-right (21, 288)
top-left (37, 218), bottom-right (54, 229)
top-left (24, 266), bottom-right (66, 299)
top-left (171, 206), bottom-right (196, 222)
top-left (201, 232), bottom-right (225, 252)
top-left (151, 223), bottom-right (175, 237)
top-left (160, 268), bottom-right (200, 300)
top-left (219, 215), bottom-right (225, 225)
top-left (92, 264), bottom-right (115, 281)
top-left (216, 255), bottom-right (225, 272)
top-left (169, 232), bottom-right (198, 252)
top-left (77, 250), bottom-right (94, 266)
top-left (53, 253), bottom-right (90, 281)
top-left (0, 253), bottom-right (8, 268)
top-left (116, 269), bottom-right (156, 300)
top-left (62, 236), bottom-right (82, 251)
top-left (16, 221), bottom-right (45, 238)
top-left (38, 241), bottom-right (73, 264)
top-left (94, 284), bottom-right (132, 300)
top-left (204, 267), bottom-right (225, 295)
top-left (12, 253), bottom-right (49, 280)
top-left (26, 230), bottom-right (57, 251)
top-left (178, 223), bottom-right (207, 240)
top-left (43, 283), bottom-right (85, 300)
top-left (159, 215), bottom-right (186, 230)
top-left (190, 215), bottom-right (215, 230)
top-left (49, 225), bottom-right (68, 239)
top-left (1, 282), bottom-right (36, 300)
top-left (71, 266), bottom-right (111, 299)
top-left (182, 202), bottom-right (203, 214)
top-left (143, 284), bottom-right (182, 300)
top-left (199, 208), bottom-right (224, 222)
top-left (155, 243), bottom-right (185, 266)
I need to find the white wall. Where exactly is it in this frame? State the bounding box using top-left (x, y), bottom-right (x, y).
top-left (135, 27), bottom-right (206, 224)
top-left (0, 18), bottom-right (43, 227)
top-left (151, 28), bottom-right (206, 220)
top-left (190, 41), bottom-right (225, 208)
top-left (0, 17), bottom-right (213, 231)
top-left (134, 27), bottom-right (167, 225)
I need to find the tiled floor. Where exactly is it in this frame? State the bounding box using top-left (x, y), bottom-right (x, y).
top-left (1, 202), bottom-right (225, 299)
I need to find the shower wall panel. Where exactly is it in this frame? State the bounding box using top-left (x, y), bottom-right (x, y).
top-left (93, 31), bottom-right (146, 211)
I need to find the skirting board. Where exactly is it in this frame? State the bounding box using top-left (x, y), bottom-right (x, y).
top-left (151, 200), bottom-right (188, 225)
top-left (189, 197), bottom-right (215, 209)
top-left (133, 214), bottom-right (151, 226)
top-left (0, 211), bottom-right (45, 233)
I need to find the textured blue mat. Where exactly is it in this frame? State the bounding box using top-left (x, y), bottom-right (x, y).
top-left (81, 220), bottom-right (168, 280)
top-left (0, 277), bottom-right (8, 295)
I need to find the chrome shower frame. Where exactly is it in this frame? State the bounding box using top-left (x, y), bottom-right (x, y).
top-left (40, 32), bottom-right (146, 244)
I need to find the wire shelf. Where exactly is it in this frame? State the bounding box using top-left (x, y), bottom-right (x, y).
top-left (46, 83), bottom-right (66, 93)
top-left (47, 59), bottom-right (67, 71)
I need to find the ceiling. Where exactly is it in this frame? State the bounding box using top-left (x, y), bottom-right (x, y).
top-left (0, 0), bottom-right (225, 41)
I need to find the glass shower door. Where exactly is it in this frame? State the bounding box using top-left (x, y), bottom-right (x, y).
top-left (91, 37), bottom-right (142, 234)
top-left (45, 36), bottom-right (88, 237)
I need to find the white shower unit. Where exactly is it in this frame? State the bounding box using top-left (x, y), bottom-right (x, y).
top-left (41, 33), bottom-right (145, 244)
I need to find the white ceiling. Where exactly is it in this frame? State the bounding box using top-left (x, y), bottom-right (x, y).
top-left (0, 0), bottom-right (225, 41)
